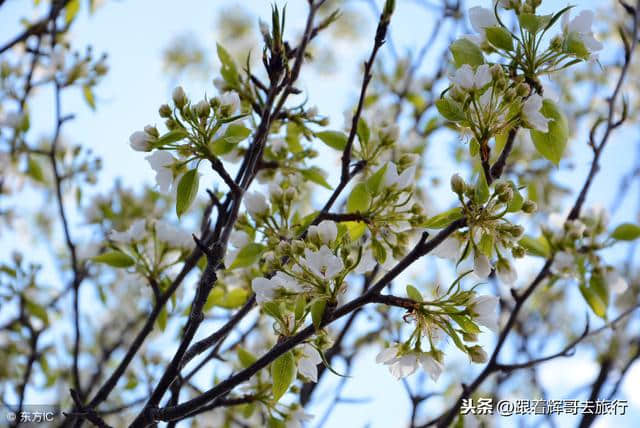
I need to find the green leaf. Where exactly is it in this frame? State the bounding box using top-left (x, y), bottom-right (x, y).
top-left (406, 285), bottom-right (422, 302)
top-left (346, 182), bottom-right (370, 213)
top-left (82, 85), bottom-right (96, 110)
top-left (611, 223), bottom-right (640, 241)
top-left (204, 287), bottom-right (225, 311)
top-left (519, 235), bottom-right (551, 258)
top-left (311, 299), bottom-right (326, 330)
top-left (262, 301), bottom-right (282, 320)
top-left (579, 282), bottom-right (607, 319)
top-left (506, 183), bottom-right (524, 212)
top-left (229, 243), bottom-right (265, 269)
top-left (435, 99), bottom-right (465, 122)
top-left (223, 123), bottom-right (251, 144)
top-left (422, 207), bottom-right (464, 229)
top-left (485, 26), bottom-right (513, 51)
top-left (294, 295), bottom-right (306, 321)
top-left (238, 347), bottom-right (258, 368)
top-left (218, 288), bottom-right (249, 309)
top-left (345, 221), bottom-right (367, 241)
top-left (478, 232), bottom-right (494, 257)
top-left (157, 306), bottom-right (168, 331)
top-left (217, 43), bottom-right (239, 85)
top-left (176, 169), bottom-right (200, 218)
top-left (530, 99), bottom-right (568, 165)
top-left (25, 299), bottom-right (49, 325)
top-left (449, 38), bottom-right (484, 68)
top-left (365, 164), bottom-right (387, 195)
top-left (316, 130), bottom-right (347, 151)
top-left (65, 0), bottom-right (80, 24)
top-left (474, 173), bottom-right (489, 205)
top-left (271, 351), bottom-right (296, 402)
top-left (519, 13), bottom-right (542, 34)
top-left (27, 156), bottom-right (45, 183)
top-left (357, 118), bottom-right (370, 146)
top-left (157, 129), bottom-right (188, 146)
top-left (590, 273), bottom-right (609, 307)
top-left (92, 251), bottom-right (135, 268)
top-left (564, 32), bottom-right (589, 59)
top-left (300, 167), bottom-right (332, 190)
top-left (451, 314), bottom-right (481, 334)
top-left (371, 238), bottom-right (387, 264)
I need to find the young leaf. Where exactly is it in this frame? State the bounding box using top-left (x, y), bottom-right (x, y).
top-left (422, 207), bottom-right (464, 229)
top-left (406, 285), bottom-right (422, 302)
top-left (346, 182), bottom-right (371, 213)
top-left (82, 85), bottom-right (96, 110)
top-left (238, 347), bottom-right (258, 368)
top-left (311, 299), bottom-right (327, 330)
top-left (229, 243), bottom-right (265, 269)
top-left (435, 99), bottom-right (465, 122)
top-left (92, 251), bottom-right (135, 268)
top-left (223, 123), bottom-right (251, 144)
top-left (530, 99), bottom-right (569, 165)
top-left (176, 169), bottom-right (200, 218)
top-left (611, 223), bottom-right (640, 241)
top-left (27, 156), bottom-right (45, 183)
top-left (271, 351), bottom-right (296, 402)
top-left (579, 282), bottom-right (607, 320)
top-left (474, 173), bottom-right (489, 205)
top-left (316, 130), bottom-right (348, 150)
top-left (518, 235), bottom-right (551, 258)
top-left (156, 129), bottom-right (188, 146)
top-left (300, 167), bottom-right (332, 190)
top-left (157, 306), bottom-right (168, 331)
top-left (449, 39), bottom-right (484, 68)
top-left (485, 26), bottom-right (513, 51)
top-left (357, 118), bottom-right (370, 146)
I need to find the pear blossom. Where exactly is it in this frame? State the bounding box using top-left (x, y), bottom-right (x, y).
top-left (376, 345), bottom-right (443, 380)
top-left (496, 258), bottom-right (517, 284)
top-left (605, 269), bottom-right (628, 294)
top-left (172, 86), bottom-right (187, 107)
top-left (300, 246), bottom-right (344, 281)
top-left (383, 162), bottom-right (415, 190)
top-left (551, 251), bottom-right (576, 277)
top-left (297, 344), bottom-right (323, 382)
top-left (244, 191), bottom-right (270, 217)
top-left (469, 7), bottom-right (498, 40)
top-left (452, 64), bottom-right (491, 92)
top-left (285, 408), bottom-right (314, 428)
top-left (354, 247), bottom-right (377, 274)
top-left (145, 151), bottom-right (177, 192)
top-left (522, 94), bottom-right (551, 133)
top-left (109, 219), bottom-right (146, 244)
top-left (251, 272), bottom-right (304, 304)
top-left (155, 220), bottom-right (193, 249)
top-left (467, 345), bottom-right (488, 363)
top-left (473, 253), bottom-right (492, 279)
top-left (308, 220), bottom-right (337, 245)
top-left (469, 294), bottom-right (499, 332)
top-left (433, 236), bottom-right (462, 260)
top-left (561, 10), bottom-right (603, 56)
top-left (220, 91), bottom-right (241, 115)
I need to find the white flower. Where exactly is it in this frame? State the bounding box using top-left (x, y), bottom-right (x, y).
top-left (298, 344), bottom-right (323, 382)
top-left (522, 94), bottom-right (551, 133)
top-left (433, 236), bottom-right (462, 260)
top-left (244, 191), bottom-right (269, 217)
top-left (109, 219), bottom-right (146, 244)
top-left (251, 272), bottom-right (304, 304)
top-left (419, 353), bottom-right (444, 381)
top-left (551, 251), bottom-right (576, 277)
top-left (252, 277), bottom-right (276, 304)
top-left (300, 246), bottom-right (344, 281)
top-left (452, 64), bottom-right (491, 92)
top-left (309, 220), bottom-right (337, 245)
top-left (376, 345), bottom-right (441, 380)
top-left (220, 91), bottom-right (241, 115)
top-left (496, 258), bottom-right (517, 285)
top-left (145, 151), bottom-right (176, 192)
top-left (383, 162), bottom-right (415, 190)
top-left (469, 7), bottom-right (498, 39)
top-left (354, 247), bottom-right (377, 274)
top-left (561, 10), bottom-right (603, 55)
top-left (605, 269), bottom-right (628, 294)
top-left (473, 253), bottom-right (492, 279)
top-left (229, 230), bottom-right (250, 248)
top-left (155, 220), bottom-right (193, 249)
top-left (469, 295), bottom-right (499, 332)
top-left (285, 408), bottom-right (313, 428)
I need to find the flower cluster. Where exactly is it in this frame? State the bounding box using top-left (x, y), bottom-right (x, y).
top-left (376, 283), bottom-right (500, 380)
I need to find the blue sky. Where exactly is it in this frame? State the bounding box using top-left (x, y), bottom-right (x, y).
top-left (1, 0), bottom-right (639, 427)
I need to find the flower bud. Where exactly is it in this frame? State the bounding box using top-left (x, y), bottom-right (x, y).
top-left (165, 118), bottom-right (178, 130)
top-left (172, 86), bottom-right (187, 108)
top-left (504, 88), bottom-right (517, 102)
top-left (195, 100), bottom-right (211, 118)
top-left (498, 187), bottom-right (513, 203)
top-left (511, 245), bottom-right (525, 258)
top-left (516, 83), bottom-right (530, 97)
top-left (159, 104), bottom-right (172, 118)
top-left (144, 125), bottom-right (159, 138)
top-left (450, 173), bottom-right (466, 194)
top-left (522, 200), bottom-right (537, 214)
top-left (489, 64), bottom-right (503, 80)
top-left (467, 345), bottom-right (488, 363)
top-left (510, 224), bottom-right (525, 239)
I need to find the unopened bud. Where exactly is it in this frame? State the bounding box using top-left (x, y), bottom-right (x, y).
top-left (498, 187), bottom-right (514, 203)
top-left (511, 245), bottom-right (525, 258)
top-left (522, 200), bottom-right (537, 214)
top-left (467, 345), bottom-right (488, 363)
top-left (172, 86), bottom-right (187, 108)
top-left (195, 100), bottom-right (210, 118)
top-left (451, 173), bottom-right (466, 194)
top-left (159, 104), bottom-right (172, 118)
top-left (144, 125), bottom-right (159, 138)
top-left (516, 83), bottom-right (530, 97)
top-left (489, 64), bottom-right (503, 80)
